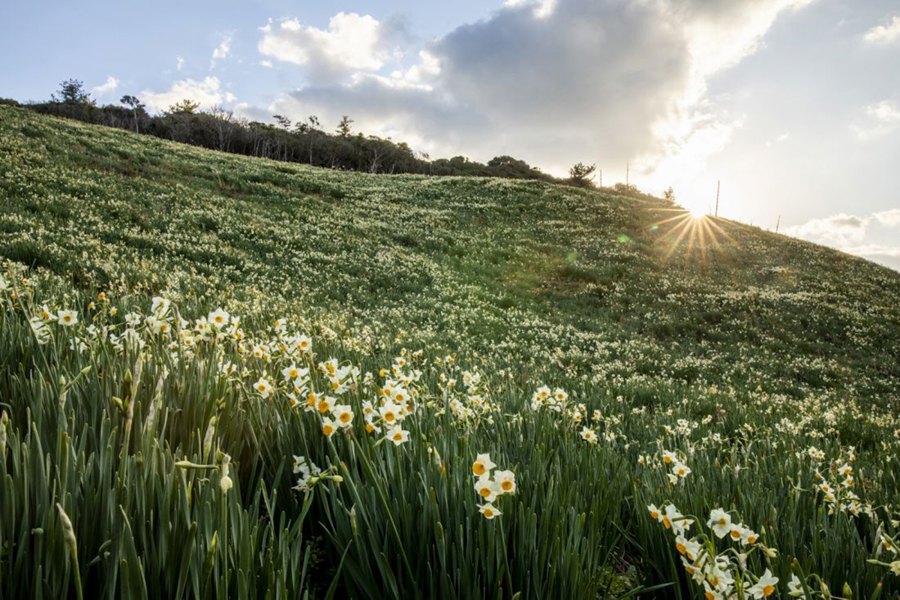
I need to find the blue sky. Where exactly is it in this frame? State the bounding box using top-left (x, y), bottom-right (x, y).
top-left (2, 0), bottom-right (899, 270)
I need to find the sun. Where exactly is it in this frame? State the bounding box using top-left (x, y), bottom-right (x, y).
top-left (647, 204), bottom-right (736, 265)
top-left (687, 206), bottom-right (707, 219)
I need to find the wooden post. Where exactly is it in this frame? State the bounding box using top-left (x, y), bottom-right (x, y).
top-left (715, 180), bottom-right (720, 217)
top-left (776, 215), bottom-right (781, 233)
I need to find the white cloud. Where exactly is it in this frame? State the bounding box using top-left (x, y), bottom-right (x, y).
top-left (874, 208), bottom-right (900, 228)
top-left (845, 244), bottom-right (900, 258)
top-left (786, 210), bottom-right (900, 269)
top-left (211, 33), bottom-right (233, 69)
top-left (176, 56), bottom-right (185, 71)
top-left (784, 213), bottom-right (870, 248)
top-left (91, 76), bottom-right (119, 97)
top-left (267, 0), bottom-right (814, 183)
top-left (140, 77), bottom-right (233, 113)
top-left (766, 132), bottom-right (790, 147)
top-left (853, 100), bottom-right (900, 140)
top-left (864, 15), bottom-right (900, 44)
top-left (258, 13), bottom-right (406, 82)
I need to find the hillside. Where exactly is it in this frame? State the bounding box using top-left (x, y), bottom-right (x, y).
top-left (2, 106), bottom-right (900, 597)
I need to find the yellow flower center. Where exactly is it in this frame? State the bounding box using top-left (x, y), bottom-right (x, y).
top-left (323, 425), bottom-right (334, 436)
top-left (340, 412), bottom-right (351, 423)
top-left (663, 517), bottom-right (671, 529)
top-left (479, 487), bottom-right (491, 498)
top-left (501, 481), bottom-right (512, 491)
top-left (763, 585), bottom-right (775, 597)
top-left (473, 463), bottom-right (486, 476)
top-left (384, 411), bottom-right (395, 422)
top-left (484, 509), bottom-right (494, 517)
top-left (676, 543), bottom-right (686, 555)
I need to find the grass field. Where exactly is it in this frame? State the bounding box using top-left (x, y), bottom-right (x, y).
top-left (1, 105), bottom-right (900, 598)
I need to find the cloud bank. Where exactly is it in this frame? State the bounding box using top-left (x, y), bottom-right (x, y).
top-left (261, 0), bottom-right (814, 184)
top-left (140, 77), bottom-right (235, 113)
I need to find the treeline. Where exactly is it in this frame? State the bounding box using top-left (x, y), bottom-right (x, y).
top-left (1, 80), bottom-right (581, 185)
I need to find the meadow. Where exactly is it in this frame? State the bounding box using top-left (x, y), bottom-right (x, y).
top-left (1, 105), bottom-right (899, 598)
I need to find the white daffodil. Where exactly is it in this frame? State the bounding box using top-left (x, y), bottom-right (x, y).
top-left (386, 425), bottom-right (409, 446)
top-left (472, 453), bottom-right (496, 477)
top-left (707, 509), bottom-right (732, 539)
top-left (494, 470), bottom-right (516, 495)
top-left (253, 377), bottom-right (273, 399)
top-left (747, 569), bottom-right (778, 599)
top-left (57, 309), bottom-right (78, 327)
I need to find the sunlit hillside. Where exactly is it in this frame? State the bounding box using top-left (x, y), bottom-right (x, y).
top-left (2, 106), bottom-right (900, 598)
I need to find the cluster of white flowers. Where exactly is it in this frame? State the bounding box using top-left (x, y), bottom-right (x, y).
top-left (472, 453), bottom-right (516, 520)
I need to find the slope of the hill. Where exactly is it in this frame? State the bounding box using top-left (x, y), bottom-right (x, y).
top-left (2, 106), bottom-right (900, 598)
top-left (2, 105), bottom-right (899, 402)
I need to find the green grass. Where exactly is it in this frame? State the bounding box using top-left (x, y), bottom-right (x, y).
top-left (1, 105), bottom-right (899, 598)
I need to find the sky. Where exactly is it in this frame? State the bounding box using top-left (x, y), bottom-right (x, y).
top-left (1, 0), bottom-right (899, 270)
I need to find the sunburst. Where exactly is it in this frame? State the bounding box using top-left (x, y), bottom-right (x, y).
top-left (646, 206), bottom-right (738, 265)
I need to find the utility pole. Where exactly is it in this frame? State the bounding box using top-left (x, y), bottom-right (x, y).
top-left (626, 162), bottom-right (630, 188)
top-left (715, 180), bottom-right (720, 217)
top-left (598, 169), bottom-right (602, 188)
top-left (776, 215), bottom-right (781, 233)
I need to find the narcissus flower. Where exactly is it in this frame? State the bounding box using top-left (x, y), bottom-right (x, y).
top-left (581, 427), bottom-right (598, 444)
top-left (494, 470), bottom-right (516, 494)
top-left (479, 503), bottom-right (501, 519)
top-left (746, 569), bottom-right (778, 598)
top-left (380, 401), bottom-right (401, 425)
top-left (665, 504), bottom-right (693, 535)
top-left (707, 509), bottom-right (732, 539)
top-left (321, 417), bottom-right (337, 437)
top-left (253, 377), bottom-right (273, 399)
top-left (151, 296), bottom-right (171, 316)
top-left (209, 308), bottom-right (230, 328)
top-left (332, 404), bottom-right (354, 428)
top-left (386, 425), bottom-right (409, 446)
top-left (57, 310), bottom-right (78, 327)
top-left (474, 476), bottom-right (499, 502)
top-left (472, 453), bottom-right (496, 477)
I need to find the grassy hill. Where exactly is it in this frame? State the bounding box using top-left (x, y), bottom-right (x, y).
top-left (1, 105), bottom-right (899, 598)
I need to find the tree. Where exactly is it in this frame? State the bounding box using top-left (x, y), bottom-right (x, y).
top-left (663, 187), bottom-right (676, 202)
top-left (568, 162), bottom-right (596, 186)
top-left (52, 79), bottom-right (92, 105)
top-left (165, 99), bottom-right (201, 115)
top-left (336, 115), bottom-right (353, 137)
top-left (273, 114), bottom-right (292, 130)
top-left (120, 95), bottom-right (146, 133)
top-left (301, 116), bottom-right (322, 164)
